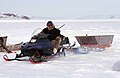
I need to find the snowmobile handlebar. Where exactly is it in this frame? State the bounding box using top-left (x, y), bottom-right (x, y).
top-left (32, 33), bottom-right (49, 39)
top-left (30, 33), bottom-right (50, 43)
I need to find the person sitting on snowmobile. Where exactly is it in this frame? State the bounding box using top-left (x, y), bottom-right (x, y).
top-left (32, 21), bottom-right (61, 54)
top-left (2, 21), bottom-right (70, 62)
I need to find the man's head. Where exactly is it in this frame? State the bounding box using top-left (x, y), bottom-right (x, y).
top-left (47, 21), bottom-right (55, 30)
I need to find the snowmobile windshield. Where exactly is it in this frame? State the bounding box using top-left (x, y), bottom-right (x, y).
top-left (31, 28), bottom-right (42, 37)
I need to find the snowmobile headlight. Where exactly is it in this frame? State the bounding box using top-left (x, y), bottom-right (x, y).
top-left (31, 39), bottom-right (36, 42)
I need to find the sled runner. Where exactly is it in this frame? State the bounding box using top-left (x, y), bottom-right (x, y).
top-left (75, 35), bottom-right (114, 52)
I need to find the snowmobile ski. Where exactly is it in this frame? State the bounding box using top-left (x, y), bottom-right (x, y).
top-left (3, 54), bottom-right (29, 61)
top-left (29, 56), bottom-right (47, 64)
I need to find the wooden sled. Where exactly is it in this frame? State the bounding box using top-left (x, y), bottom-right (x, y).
top-left (75, 35), bottom-right (114, 52)
top-left (0, 36), bottom-right (22, 52)
top-left (0, 36), bottom-right (7, 52)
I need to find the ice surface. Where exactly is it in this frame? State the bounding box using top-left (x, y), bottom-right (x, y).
top-left (0, 20), bottom-right (120, 78)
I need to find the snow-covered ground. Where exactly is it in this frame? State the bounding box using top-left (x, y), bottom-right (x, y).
top-left (0, 20), bottom-right (120, 78)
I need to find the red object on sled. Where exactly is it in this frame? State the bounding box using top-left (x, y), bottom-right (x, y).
top-left (75, 35), bottom-right (114, 48)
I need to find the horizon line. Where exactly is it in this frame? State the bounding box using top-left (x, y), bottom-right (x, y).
top-left (0, 19), bottom-right (120, 22)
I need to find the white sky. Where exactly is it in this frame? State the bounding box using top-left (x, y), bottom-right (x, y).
top-left (0, 0), bottom-right (120, 18)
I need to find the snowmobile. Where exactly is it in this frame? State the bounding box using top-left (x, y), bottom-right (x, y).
top-left (2, 27), bottom-right (75, 63)
top-left (3, 34), bottom-right (74, 63)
